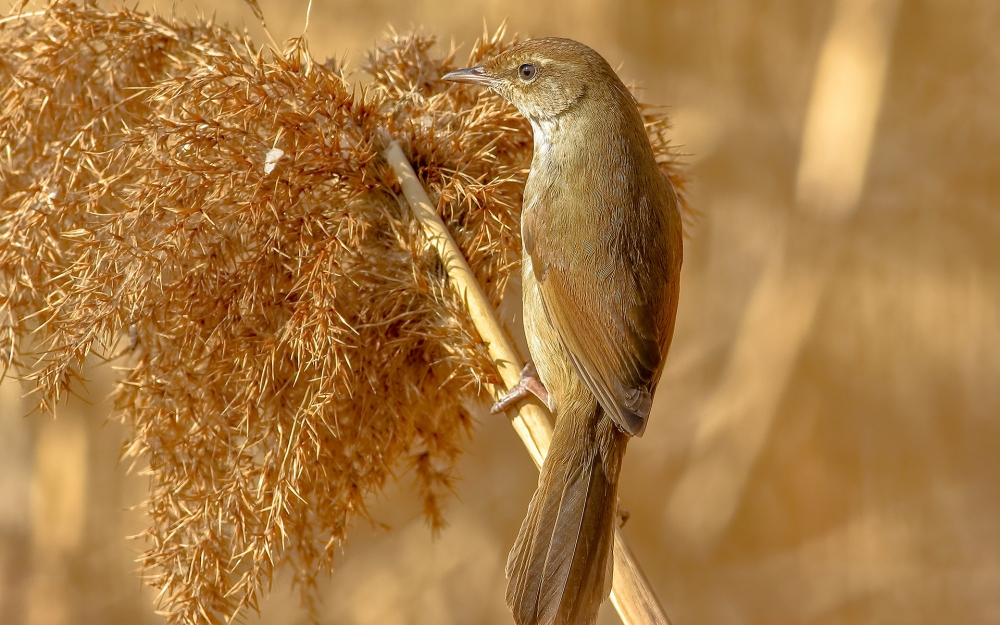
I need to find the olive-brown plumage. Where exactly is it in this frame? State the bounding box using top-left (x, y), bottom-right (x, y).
top-left (444, 38), bottom-right (682, 625)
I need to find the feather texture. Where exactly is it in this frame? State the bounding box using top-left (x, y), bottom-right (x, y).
top-left (506, 405), bottom-right (627, 625)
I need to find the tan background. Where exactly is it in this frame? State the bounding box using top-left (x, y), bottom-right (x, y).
top-left (2, 0), bottom-right (999, 623)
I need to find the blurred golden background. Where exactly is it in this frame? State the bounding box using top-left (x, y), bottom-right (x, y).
top-left (2, 0), bottom-right (998, 623)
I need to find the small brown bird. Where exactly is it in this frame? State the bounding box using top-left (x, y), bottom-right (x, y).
top-left (444, 38), bottom-right (682, 625)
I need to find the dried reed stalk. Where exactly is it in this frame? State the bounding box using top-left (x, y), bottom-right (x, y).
top-left (0, 1), bottom-right (687, 623)
top-left (382, 140), bottom-right (552, 464)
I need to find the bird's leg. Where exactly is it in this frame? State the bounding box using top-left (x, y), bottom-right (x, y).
top-left (491, 361), bottom-right (549, 414)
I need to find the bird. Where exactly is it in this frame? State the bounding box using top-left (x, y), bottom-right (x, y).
top-left (443, 38), bottom-right (683, 625)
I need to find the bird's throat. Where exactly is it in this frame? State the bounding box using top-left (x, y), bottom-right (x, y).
top-left (529, 117), bottom-right (559, 159)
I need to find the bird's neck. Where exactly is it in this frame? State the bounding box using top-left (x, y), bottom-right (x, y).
top-left (522, 96), bottom-right (665, 236)
top-left (526, 99), bottom-right (649, 183)
top-left (528, 117), bottom-right (560, 161)
top-left (527, 111), bottom-right (596, 172)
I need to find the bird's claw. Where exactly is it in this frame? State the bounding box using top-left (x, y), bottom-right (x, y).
top-left (491, 361), bottom-right (549, 414)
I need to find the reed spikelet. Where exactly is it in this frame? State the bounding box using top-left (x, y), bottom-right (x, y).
top-left (0, 1), bottom-right (687, 622)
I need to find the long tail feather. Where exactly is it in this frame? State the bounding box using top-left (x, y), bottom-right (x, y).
top-left (506, 408), bottom-right (626, 625)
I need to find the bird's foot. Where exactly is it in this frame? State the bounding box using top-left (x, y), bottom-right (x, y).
top-left (491, 361), bottom-right (549, 414)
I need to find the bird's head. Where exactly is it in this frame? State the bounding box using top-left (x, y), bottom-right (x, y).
top-left (443, 38), bottom-right (629, 123)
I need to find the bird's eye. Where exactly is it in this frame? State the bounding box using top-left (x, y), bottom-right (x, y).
top-left (518, 63), bottom-right (537, 82)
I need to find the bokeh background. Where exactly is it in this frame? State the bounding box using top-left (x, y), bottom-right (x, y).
top-left (2, 0), bottom-right (998, 623)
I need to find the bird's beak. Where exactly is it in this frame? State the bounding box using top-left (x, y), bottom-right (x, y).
top-left (442, 66), bottom-right (492, 86)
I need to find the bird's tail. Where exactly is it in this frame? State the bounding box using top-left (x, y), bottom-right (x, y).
top-left (506, 406), bottom-right (627, 625)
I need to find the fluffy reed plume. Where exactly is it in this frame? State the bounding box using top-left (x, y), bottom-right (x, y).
top-left (0, 1), bottom-right (687, 622)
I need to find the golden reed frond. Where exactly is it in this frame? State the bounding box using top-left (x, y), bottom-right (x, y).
top-left (0, 2), bottom-right (687, 623)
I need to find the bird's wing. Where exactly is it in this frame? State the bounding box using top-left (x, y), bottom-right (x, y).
top-left (530, 246), bottom-right (662, 437)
